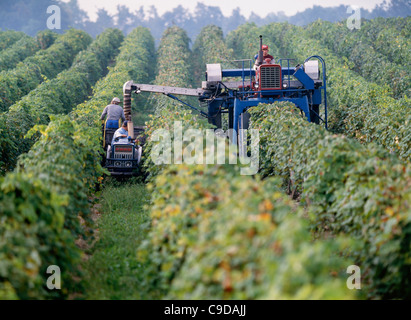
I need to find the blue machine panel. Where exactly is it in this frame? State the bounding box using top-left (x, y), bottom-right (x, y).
top-left (293, 67), bottom-right (315, 90)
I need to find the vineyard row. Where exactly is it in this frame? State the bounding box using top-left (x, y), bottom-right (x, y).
top-left (0, 29), bottom-right (92, 112)
top-left (0, 28), bottom-right (124, 175)
top-left (0, 27), bottom-right (155, 299)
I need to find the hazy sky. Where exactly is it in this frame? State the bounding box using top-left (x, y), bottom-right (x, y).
top-left (62, 0), bottom-right (386, 20)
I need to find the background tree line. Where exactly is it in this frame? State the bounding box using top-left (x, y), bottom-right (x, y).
top-left (0, 0), bottom-right (409, 44)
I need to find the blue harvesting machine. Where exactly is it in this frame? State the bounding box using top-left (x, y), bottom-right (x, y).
top-left (122, 35), bottom-right (328, 150)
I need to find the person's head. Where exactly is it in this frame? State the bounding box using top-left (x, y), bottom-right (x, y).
top-left (111, 97), bottom-right (121, 105)
top-left (122, 121), bottom-right (128, 130)
top-left (262, 45), bottom-right (269, 56)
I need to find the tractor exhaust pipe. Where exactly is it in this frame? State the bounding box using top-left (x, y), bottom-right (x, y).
top-left (257, 35), bottom-right (263, 66)
top-left (123, 81), bottom-right (134, 139)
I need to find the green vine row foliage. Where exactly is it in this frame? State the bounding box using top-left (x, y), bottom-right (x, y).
top-left (35, 30), bottom-right (59, 50)
top-left (0, 30), bottom-right (57, 72)
top-left (226, 22), bottom-right (281, 63)
top-left (192, 25), bottom-right (233, 83)
top-left (139, 162), bottom-right (355, 299)
top-left (72, 26), bottom-right (156, 128)
top-left (150, 26), bottom-right (195, 114)
top-left (0, 36), bottom-right (39, 72)
top-left (249, 102), bottom-right (411, 299)
top-left (305, 20), bottom-right (410, 99)
top-left (18, 116), bottom-right (104, 252)
top-left (0, 29), bottom-right (92, 112)
top-left (192, 25), bottom-right (234, 127)
top-left (357, 17), bottom-right (410, 66)
top-left (141, 105), bottom-right (213, 182)
top-left (0, 27), bottom-right (155, 299)
top-left (361, 17), bottom-right (411, 41)
top-left (259, 22), bottom-right (410, 162)
top-left (374, 26), bottom-right (410, 67)
top-left (141, 26), bottom-right (214, 181)
top-left (0, 30), bottom-right (26, 51)
top-left (0, 172), bottom-right (75, 300)
top-left (0, 116), bottom-right (104, 300)
top-left (0, 28), bottom-right (124, 175)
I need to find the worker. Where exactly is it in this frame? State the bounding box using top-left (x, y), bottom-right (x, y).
top-left (254, 45), bottom-right (275, 64)
top-left (100, 97), bottom-right (125, 129)
top-left (112, 121), bottom-right (131, 143)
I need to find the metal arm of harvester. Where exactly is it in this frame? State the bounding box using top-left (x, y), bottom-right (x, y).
top-left (122, 64), bottom-right (253, 117)
top-left (123, 80), bottom-right (212, 118)
top-left (124, 81), bottom-right (205, 97)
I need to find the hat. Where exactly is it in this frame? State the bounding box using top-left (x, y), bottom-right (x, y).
top-left (112, 97), bottom-right (121, 103)
top-left (262, 45), bottom-right (269, 50)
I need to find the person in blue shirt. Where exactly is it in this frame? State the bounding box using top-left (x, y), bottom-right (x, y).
top-left (112, 121), bottom-right (131, 144)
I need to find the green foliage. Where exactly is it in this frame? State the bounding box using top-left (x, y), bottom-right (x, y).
top-left (193, 25), bottom-right (232, 64)
top-left (305, 20), bottom-right (410, 99)
top-left (1, 20), bottom-right (409, 300)
top-left (0, 172), bottom-right (79, 299)
top-left (0, 30), bottom-right (57, 73)
top-left (36, 30), bottom-right (59, 50)
top-left (19, 116), bottom-right (104, 236)
top-left (0, 35), bottom-right (39, 72)
top-left (0, 30), bottom-right (25, 51)
top-left (141, 105), bottom-right (213, 182)
top-left (226, 22), bottom-right (281, 61)
top-left (155, 26), bottom-right (193, 89)
top-left (0, 113), bottom-right (19, 173)
top-left (358, 17), bottom-right (411, 66)
top-left (249, 102), bottom-right (411, 298)
top-left (151, 26), bottom-right (195, 113)
top-left (71, 27), bottom-right (158, 300)
top-left (226, 23), bottom-right (260, 60)
top-left (139, 163), bottom-right (354, 299)
top-left (0, 114), bottom-right (106, 299)
top-left (192, 25), bottom-right (233, 83)
top-left (140, 26), bottom-right (215, 181)
top-left (0, 29), bottom-right (92, 112)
